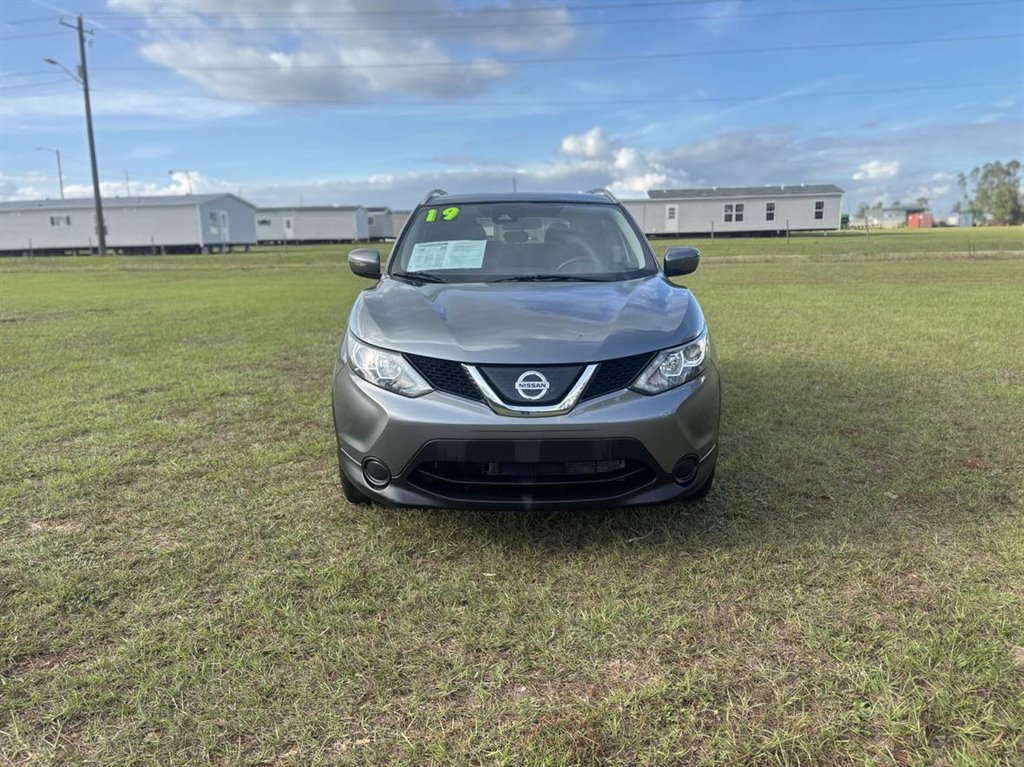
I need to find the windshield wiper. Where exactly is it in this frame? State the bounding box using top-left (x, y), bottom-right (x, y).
top-left (489, 274), bottom-right (608, 283)
top-left (392, 271), bottom-right (448, 284)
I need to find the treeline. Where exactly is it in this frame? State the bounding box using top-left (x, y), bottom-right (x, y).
top-left (956, 160), bottom-right (1022, 225)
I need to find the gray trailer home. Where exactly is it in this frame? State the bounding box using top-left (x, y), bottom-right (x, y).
top-left (0, 194), bottom-right (257, 255)
top-left (622, 185), bottom-right (844, 236)
top-left (366, 207), bottom-right (394, 240)
top-left (255, 206), bottom-right (369, 244)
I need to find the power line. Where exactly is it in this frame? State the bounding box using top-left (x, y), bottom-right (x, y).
top-left (5, 0), bottom-right (762, 21)
top-left (0, 78), bottom-right (71, 90)
top-left (3, 0), bottom-right (1009, 36)
top-left (0, 30), bottom-right (66, 40)
top-left (0, 14), bottom-right (59, 26)
top-left (83, 33), bottom-right (1022, 72)
top-left (0, 0), bottom-right (1001, 25)
top-left (27, 0), bottom-right (971, 21)
top-left (78, 80), bottom-right (1020, 108)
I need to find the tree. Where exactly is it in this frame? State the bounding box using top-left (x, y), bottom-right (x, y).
top-left (855, 201), bottom-right (883, 220)
top-left (915, 196), bottom-right (929, 208)
top-left (964, 160), bottom-right (1022, 224)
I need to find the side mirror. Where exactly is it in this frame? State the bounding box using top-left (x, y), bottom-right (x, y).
top-left (663, 246), bottom-right (700, 277)
top-left (349, 248), bottom-right (381, 279)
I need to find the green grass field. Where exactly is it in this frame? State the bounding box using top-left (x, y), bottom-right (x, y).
top-left (1, 228), bottom-right (1022, 765)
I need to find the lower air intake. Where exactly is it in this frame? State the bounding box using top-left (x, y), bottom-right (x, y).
top-left (409, 458), bottom-right (656, 503)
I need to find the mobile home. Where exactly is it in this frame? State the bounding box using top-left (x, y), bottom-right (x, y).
top-left (255, 206), bottom-right (369, 244)
top-left (622, 185), bottom-right (844, 236)
top-left (391, 210), bottom-right (412, 237)
top-left (0, 194), bottom-right (257, 255)
top-left (366, 207), bottom-right (394, 240)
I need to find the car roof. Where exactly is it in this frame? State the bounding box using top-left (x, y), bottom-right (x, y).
top-left (420, 192), bottom-right (617, 206)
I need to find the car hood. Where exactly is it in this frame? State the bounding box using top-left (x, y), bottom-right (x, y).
top-left (347, 275), bottom-right (705, 365)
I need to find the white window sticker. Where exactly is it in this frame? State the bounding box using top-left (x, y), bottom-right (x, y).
top-left (407, 240), bottom-right (486, 271)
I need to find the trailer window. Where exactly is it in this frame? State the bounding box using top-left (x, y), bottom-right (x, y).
top-left (735, 203), bottom-right (744, 222)
top-left (724, 204), bottom-right (733, 223)
top-left (765, 202), bottom-right (775, 222)
top-left (49, 215), bottom-right (71, 227)
top-left (814, 200), bottom-right (825, 220)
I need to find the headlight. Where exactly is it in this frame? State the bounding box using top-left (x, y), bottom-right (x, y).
top-left (631, 329), bottom-right (709, 394)
top-left (344, 335), bottom-right (432, 397)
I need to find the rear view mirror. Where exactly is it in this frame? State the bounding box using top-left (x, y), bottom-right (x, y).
top-left (349, 248), bottom-right (381, 279)
top-left (663, 246), bottom-right (700, 277)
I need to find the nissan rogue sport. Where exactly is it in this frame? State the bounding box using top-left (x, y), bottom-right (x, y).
top-left (331, 189), bottom-right (720, 508)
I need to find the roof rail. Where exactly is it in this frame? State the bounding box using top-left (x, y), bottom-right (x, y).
top-left (420, 188), bottom-right (449, 204)
top-left (584, 187), bottom-right (619, 203)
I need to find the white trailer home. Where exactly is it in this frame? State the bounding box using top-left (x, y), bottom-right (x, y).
top-left (391, 210), bottom-right (412, 237)
top-left (0, 194), bottom-right (257, 255)
top-left (255, 206), bottom-right (369, 244)
top-left (622, 185), bottom-right (844, 236)
top-left (366, 207), bottom-right (394, 240)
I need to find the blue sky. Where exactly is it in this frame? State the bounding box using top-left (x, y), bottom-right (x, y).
top-left (1, 0), bottom-right (1021, 213)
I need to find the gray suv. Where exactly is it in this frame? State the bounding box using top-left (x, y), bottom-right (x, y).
top-left (332, 189), bottom-right (720, 508)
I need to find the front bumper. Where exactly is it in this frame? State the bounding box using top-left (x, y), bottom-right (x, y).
top-left (332, 360), bottom-right (720, 509)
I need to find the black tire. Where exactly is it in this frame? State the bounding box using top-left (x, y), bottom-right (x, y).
top-left (687, 465), bottom-right (715, 500)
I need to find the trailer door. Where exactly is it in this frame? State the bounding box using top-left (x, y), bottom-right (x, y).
top-left (665, 205), bottom-right (679, 234)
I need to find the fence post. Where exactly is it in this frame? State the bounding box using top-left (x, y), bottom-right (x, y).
top-left (786, 219), bottom-right (790, 244)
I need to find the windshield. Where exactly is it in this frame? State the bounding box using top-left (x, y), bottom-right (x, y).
top-left (389, 202), bottom-right (656, 282)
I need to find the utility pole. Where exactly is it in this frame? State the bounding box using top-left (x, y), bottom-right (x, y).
top-left (123, 171), bottom-right (131, 197)
top-left (35, 147), bottom-right (64, 199)
top-left (51, 15), bottom-right (106, 254)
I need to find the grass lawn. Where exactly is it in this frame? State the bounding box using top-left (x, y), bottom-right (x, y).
top-left (1, 230), bottom-right (1022, 765)
top-left (648, 224), bottom-right (1023, 260)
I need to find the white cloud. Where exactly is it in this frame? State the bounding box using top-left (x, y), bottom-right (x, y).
top-left (560, 127), bottom-right (612, 159)
top-left (0, 171), bottom-right (50, 201)
top-left (0, 125), bottom-right (683, 204)
top-left (0, 88), bottom-right (257, 121)
top-left (105, 0), bottom-right (574, 104)
top-left (556, 127), bottom-right (685, 196)
top-left (3, 121), bottom-right (1019, 217)
top-left (853, 159), bottom-right (900, 180)
top-left (0, 169), bottom-right (229, 202)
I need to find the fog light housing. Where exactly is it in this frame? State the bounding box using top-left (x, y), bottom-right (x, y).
top-left (672, 455), bottom-right (699, 485)
top-left (362, 458), bottom-right (392, 489)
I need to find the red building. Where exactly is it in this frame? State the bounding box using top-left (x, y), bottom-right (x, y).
top-left (906, 211), bottom-right (934, 229)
